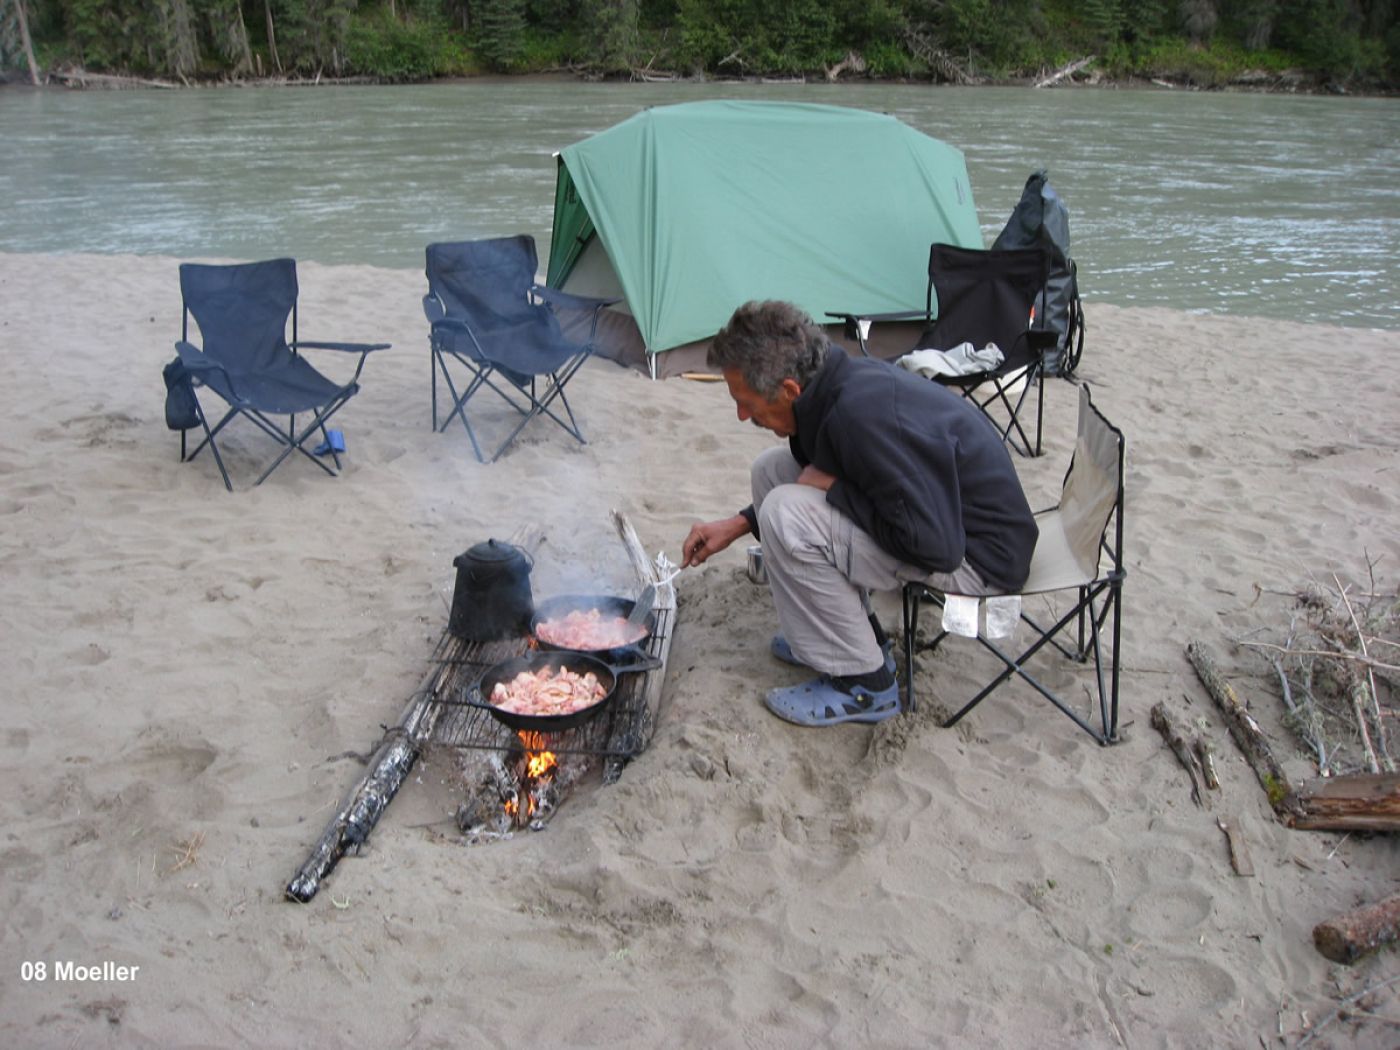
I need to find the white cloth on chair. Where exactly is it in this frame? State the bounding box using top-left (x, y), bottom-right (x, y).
top-left (896, 341), bottom-right (1003, 379)
top-left (941, 594), bottom-right (1021, 639)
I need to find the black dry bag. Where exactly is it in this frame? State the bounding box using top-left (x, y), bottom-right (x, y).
top-left (162, 357), bottom-right (201, 431)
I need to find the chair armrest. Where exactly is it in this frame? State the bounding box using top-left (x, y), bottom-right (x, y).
top-left (532, 285), bottom-right (621, 313)
top-left (533, 285), bottom-right (621, 343)
top-left (175, 340), bottom-right (226, 379)
top-left (826, 309), bottom-right (927, 326)
top-left (427, 316), bottom-right (472, 333)
top-left (824, 309), bottom-right (928, 357)
top-left (422, 293), bottom-right (446, 325)
top-left (175, 340), bottom-right (243, 401)
top-left (290, 340), bottom-right (392, 353)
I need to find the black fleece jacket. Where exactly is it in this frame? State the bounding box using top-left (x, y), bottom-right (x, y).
top-left (749, 349), bottom-right (1038, 592)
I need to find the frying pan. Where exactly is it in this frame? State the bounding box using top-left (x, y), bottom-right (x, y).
top-left (463, 649), bottom-right (659, 733)
top-left (530, 593), bottom-right (658, 665)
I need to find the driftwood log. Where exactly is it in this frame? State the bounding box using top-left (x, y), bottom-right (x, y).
top-left (1313, 892), bottom-right (1400, 964)
top-left (1150, 701), bottom-right (1210, 807)
top-left (1214, 816), bottom-right (1255, 876)
top-left (606, 509), bottom-right (677, 782)
top-left (1287, 773), bottom-right (1400, 832)
top-left (1034, 56), bottom-right (1095, 88)
top-left (285, 525), bottom-right (543, 902)
top-left (1186, 640), bottom-right (1296, 816)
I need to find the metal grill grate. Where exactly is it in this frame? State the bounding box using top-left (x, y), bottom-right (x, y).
top-left (414, 603), bottom-right (672, 779)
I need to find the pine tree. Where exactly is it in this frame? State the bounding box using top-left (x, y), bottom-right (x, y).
top-left (477, 0), bottom-right (525, 70)
top-left (581, 0), bottom-right (639, 72)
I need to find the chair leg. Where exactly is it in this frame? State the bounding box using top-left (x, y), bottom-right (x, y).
top-left (183, 403), bottom-right (236, 492)
top-left (902, 585), bottom-right (920, 714)
top-left (484, 356), bottom-right (592, 462)
top-left (978, 372), bottom-right (1041, 458)
top-left (907, 580), bottom-right (1118, 745)
top-left (252, 398), bottom-right (353, 486)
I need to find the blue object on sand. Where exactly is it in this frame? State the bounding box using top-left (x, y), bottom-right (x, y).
top-left (312, 429), bottom-right (345, 456)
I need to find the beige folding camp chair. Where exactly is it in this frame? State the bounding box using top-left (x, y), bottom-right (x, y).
top-left (901, 383), bottom-right (1125, 744)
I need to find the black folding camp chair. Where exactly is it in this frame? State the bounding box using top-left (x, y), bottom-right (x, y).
top-left (830, 244), bottom-right (1057, 457)
top-left (901, 384), bottom-right (1125, 745)
top-left (173, 258), bottom-right (390, 491)
top-left (423, 236), bottom-right (618, 463)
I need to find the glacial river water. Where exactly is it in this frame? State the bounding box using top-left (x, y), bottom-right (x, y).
top-left (2, 79), bottom-right (1397, 329)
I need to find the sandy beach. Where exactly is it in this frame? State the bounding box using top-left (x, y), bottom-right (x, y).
top-left (0, 251), bottom-right (1397, 1048)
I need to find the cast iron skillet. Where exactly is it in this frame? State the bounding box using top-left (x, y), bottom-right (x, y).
top-left (464, 649), bottom-right (659, 734)
top-left (530, 593), bottom-right (658, 665)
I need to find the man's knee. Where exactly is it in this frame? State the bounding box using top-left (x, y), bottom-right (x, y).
top-left (757, 484), bottom-right (825, 552)
top-left (752, 446), bottom-right (800, 506)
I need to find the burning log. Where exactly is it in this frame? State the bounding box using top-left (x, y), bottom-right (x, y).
top-left (454, 732), bottom-right (588, 839)
top-left (1313, 892), bottom-right (1400, 964)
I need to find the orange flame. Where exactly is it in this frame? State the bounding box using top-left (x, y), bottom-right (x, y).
top-left (504, 730), bottom-right (557, 822)
top-left (517, 730), bottom-right (558, 778)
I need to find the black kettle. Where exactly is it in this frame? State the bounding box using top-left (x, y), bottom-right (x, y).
top-left (448, 539), bottom-right (534, 641)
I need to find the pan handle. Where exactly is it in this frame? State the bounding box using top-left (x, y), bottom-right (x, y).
top-left (602, 650), bottom-right (663, 676)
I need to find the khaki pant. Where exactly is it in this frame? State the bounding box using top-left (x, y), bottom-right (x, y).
top-left (752, 445), bottom-right (989, 676)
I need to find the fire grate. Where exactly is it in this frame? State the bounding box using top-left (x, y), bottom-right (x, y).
top-left (285, 515), bottom-right (672, 899)
top-left (413, 603), bottom-right (672, 781)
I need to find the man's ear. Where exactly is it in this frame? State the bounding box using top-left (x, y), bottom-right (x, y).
top-left (778, 377), bottom-right (803, 403)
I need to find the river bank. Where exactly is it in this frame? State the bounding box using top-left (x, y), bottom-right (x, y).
top-left (3, 64), bottom-right (1392, 97)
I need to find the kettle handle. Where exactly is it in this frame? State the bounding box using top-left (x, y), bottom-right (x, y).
top-left (491, 539), bottom-right (534, 571)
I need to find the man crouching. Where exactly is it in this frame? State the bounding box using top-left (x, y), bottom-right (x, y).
top-left (681, 300), bottom-right (1038, 727)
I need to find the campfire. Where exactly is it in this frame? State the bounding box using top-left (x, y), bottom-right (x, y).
top-left (452, 730), bottom-right (593, 840)
top-left (503, 731), bottom-right (559, 824)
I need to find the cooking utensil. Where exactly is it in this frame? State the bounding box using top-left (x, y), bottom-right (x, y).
top-left (625, 566), bottom-right (682, 626)
top-left (448, 538), bottom-right (534, 641)
top-left (531, 593), bottom-right (657, 664)
top-left (463, 649), bottom-right (659, 733)
top-left (626, 583), bottom-right (657, 626)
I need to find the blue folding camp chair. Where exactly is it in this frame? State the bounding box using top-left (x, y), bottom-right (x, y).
top-left (423, 236), bottom-right (617, 463)
top-left (173, 258), bottom-right (390, 491)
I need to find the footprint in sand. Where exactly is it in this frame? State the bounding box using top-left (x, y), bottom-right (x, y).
top-left (1124, 883), bottom-right (1215, 938)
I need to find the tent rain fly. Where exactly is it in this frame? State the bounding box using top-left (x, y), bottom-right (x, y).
top-left (546, 100), bottom-right (984, 378)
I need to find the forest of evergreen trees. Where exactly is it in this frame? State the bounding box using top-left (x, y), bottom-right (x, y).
top-left (2, 0), bottom-right (1396, 91)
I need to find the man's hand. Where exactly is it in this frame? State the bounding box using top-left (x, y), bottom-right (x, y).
top-left (797, 465), bottom-right (836, 491)
top-left (681, 513), bottom-right (751, 568)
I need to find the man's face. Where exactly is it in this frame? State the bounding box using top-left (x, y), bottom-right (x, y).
top-left (722, 368), bottom-right (799, 437)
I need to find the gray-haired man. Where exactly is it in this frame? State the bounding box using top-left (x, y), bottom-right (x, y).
top-left (681, 300), bottom-right (1038, 726)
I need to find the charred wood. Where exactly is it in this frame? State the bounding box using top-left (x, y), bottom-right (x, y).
top-left (286, 526), bottom-right (542, 901)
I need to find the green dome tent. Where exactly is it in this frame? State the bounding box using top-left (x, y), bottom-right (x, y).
top-left (546, 100), bottom-right (984, 378)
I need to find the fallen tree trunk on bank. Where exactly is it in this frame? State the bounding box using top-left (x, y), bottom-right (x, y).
top-left (1287, 773), bottom-right (1400, 832)
top-left (1035, 56), bottom-right (1094, 88)
top-left (1187, 640), bottom-right (1296, 815)
top-left (1313, 892), bottom-right (1400, 964)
